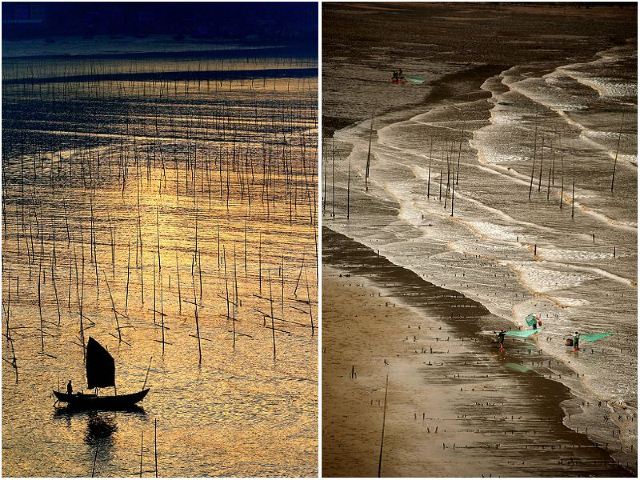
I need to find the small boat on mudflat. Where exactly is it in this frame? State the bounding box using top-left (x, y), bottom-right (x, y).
top-left (53, 337), bottom-right (149, 410)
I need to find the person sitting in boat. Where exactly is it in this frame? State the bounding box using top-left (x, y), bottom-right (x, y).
top-left (67, 380), bottom-right (73, 395)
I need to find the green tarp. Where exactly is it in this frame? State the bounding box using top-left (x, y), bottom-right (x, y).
top-left (505, 328), bottom-right (540, 338)
top-left (581, 332), bottom-right (613, 343)
top-left (525, 313), bottom-right (538, 326)
top-left (407, 75), bottom-right (425, 84)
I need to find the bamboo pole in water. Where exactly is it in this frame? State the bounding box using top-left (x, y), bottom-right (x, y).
top-left (365, 113), bottom-right (374, 192)
top-left (269, 269), bottom-right (276, 361)
top-left (347, 156), bottom-right (351, 220)
top-left (427, 137), bottom-right (433, 199)
top-left (377, 373), bottom-right (389, 477)
top-left (154, 419), bottom-right (158, 478)
top-left (139, 431), bottom-right (144, 478)
top-left (529, 120), bottom-right (538, 200)
top-left (611, 113), bottom-right (624, 193)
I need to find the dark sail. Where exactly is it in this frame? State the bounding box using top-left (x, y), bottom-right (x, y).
top-left (86, 337), bottom-right (115, 389)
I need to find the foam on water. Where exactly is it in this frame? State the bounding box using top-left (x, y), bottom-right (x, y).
top-left (326, 43), bottom-right (637, 466)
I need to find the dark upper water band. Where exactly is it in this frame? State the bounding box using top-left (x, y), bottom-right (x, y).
top-left (2, 67), bottom-right (318, 85)
top-left (2, 45), bottom-right (318, 62)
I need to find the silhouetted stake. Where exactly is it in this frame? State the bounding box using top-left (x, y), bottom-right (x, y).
top-left (154, 419), bottom-right (158, 478)
top-left (142, 356), bottom-right (153, 390)
top-left (281, 254), bottom-right (285, 321)
top-left (304, 268), bottom-right (314, 335)
top-left (153, 254), bottom-right (157, 326)
top-left (160, 270), bottom-right (165, 352)
top-left (109, 217), bottom-right (116, 278)
top-left (559, 153), bottom-right (564, 209)
top-left (427, 137), bottom-right (433, 199)
top-left (92, 445), bottom-right (99, 477)
top-left (332, 139), bottom-right (336, 217)
top-left (156, 207), bottom-right (161, 271)
top-left (244, 221), bottom-right (248, 276)
top-left (365, 114), bottom-right (374, 192)
top-left (347, 157), bottom-right (351, 219)
top-left (529, 121), bottom-right (538, 200)
top-left (51, 251), bottom-right (61, 326)
top-left (139, 431), bottom-right (144, 478)
top-left (611, 113), bottom-right (624, 193)
top-left (269, 269), bottom-right (276, 361)
top-left (438, 168), bottom-right (443, 201)
top-left (538, 134), bottom-right (544, 192)
top-left (571, 179), bottom-right (575, 219)
top-left (322, 138), bottom-right (328, 213)
top-left (293, 254), bottom-right (305, 297)
top-left (258, 233), bottom-right (262, 294)
top-left (176, 251), bottom-right (182, 315)
top-left (37, 262), bottom-right (44, 352)
top-left (378, 373), bottom-right (389, 477)
top-left (124, 240), bottom-right (131, 313)
top-left (456, 128), bottom-right (463, 186)
top-left (193, 282), bottom-right (202, 364)
top-left (232, 243), bottom-right (238, 349)
top-left (451, 162), bottom-right (456, 217)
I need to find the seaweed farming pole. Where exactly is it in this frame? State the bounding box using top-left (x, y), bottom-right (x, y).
top-left (450, 161), bottom-right (456, 217)
top-left (611, 113), bottom-right (624, 193)
top-left (559, 153), bottom-right (565, 210)
top-left (37, 262), bottom-right (45, 352)
top-left (269, 269), bottom-right (276, 361)
top-left (332, 139), bottom-right (336, 218)
top-left (365, 113), bottom-right (374, 192)
top-left (139, 431), bottom-right (144, 478)
top-left (347, 157), bottom-right (351, 220)
top-left (154, 419), bottom-right (158, 478)
top-left (427, 137), bottom-right (433, 199)
top-left (377, 373), bottom-right (389, 478)
top-left (305, 268), bottom-right (315, 336)
top-left (571, 178), bottom-right (576, 219)
top-left (537, 134), bottom-right (544, 192)
top-left (529, 120), bottom-right (538, 200)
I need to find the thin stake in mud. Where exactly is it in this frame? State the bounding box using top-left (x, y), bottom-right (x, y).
top-left (365, 113), bottom-right (374, 192)
top-left (529, 120), bottom-right (538, 200)
top-left (269, 269), bottom-right (276, 361)
top-left (126, 241), bottom-right (131, 313)
top-left (427, 137), bottom-right (433, 199)
top-left (347, 156), bottom-right (351, 219)
top-left (154, 419), bottom-right (158, 478)
top-left (332, 139), bottom-right (336, 217)
top-left (139, 431), bottom-right (144, 478)
top-left (378, 373), bottom-right (389, 477)
top-left (571, 178), bottom-right (575, 219)
top-left (611, 113), bottom-right (624, 193)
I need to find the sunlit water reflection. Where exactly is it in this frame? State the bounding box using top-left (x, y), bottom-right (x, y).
top-left (2, 50), bottom-right (317, 477)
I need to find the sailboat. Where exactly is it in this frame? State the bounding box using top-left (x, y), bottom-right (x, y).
top-left (53, 337), bottom-right (149, 409)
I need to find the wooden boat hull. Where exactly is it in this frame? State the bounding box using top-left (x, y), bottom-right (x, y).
top-left (53, 388), bottom-right (149, 410)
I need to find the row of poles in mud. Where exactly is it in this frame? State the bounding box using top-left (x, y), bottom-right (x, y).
top-left (3, 56), bottom-right (317, 99)
top-left (2, 73), bottom-right (318, 381)
top-left (323, 109), bottom-right (627, 224)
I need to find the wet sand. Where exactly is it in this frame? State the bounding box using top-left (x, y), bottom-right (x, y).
top-left (322, 228), bottom-right (633, 477)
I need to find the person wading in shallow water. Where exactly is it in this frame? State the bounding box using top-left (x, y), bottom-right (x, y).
top-left (497, 330), bottom-right (506, 352)
top-left (67, 380), bottom-right (73, 395)
top-left (573, 332), bottom-right (581, 352)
